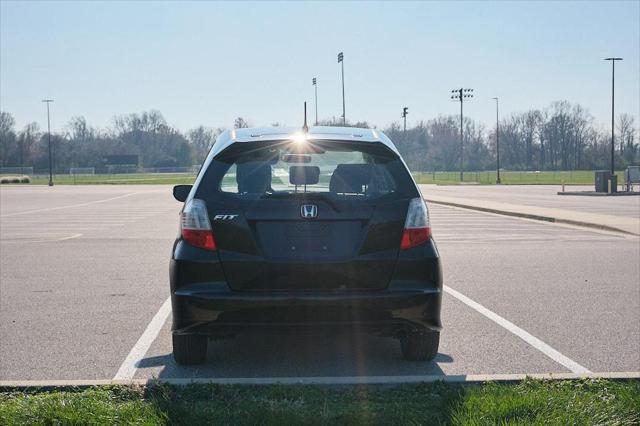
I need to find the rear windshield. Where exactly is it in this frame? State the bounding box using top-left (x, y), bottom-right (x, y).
top-left (197, 140), bottom-right (417, 201)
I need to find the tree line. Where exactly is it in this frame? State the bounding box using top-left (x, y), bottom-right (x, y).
top-left (0, 110), bottom-right (224, 172)
top-left (0, 100), bottom-right (637, 173)
top-left (386, 101), bottom-right (638, 172)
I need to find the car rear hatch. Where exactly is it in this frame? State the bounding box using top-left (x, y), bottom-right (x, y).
top-left (196, 139), bottom-right (418, 292)
top-left (210, 196), bottom-right (409, 291)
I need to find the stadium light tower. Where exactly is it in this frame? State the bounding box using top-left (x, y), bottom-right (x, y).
top-left (492, 97), bottom-right (501, 184)
top-left (604, 57), bottom-right (622, 176)
top-left (338, 52), bottom-right (345, 124)
top-left (450, 88), bottom-right (473, 181)
top-left (312, 77), bottom-right (318, 125)
top-left (401, 107), bottom-right (408, 133)
top-left (42, 99), bottom-right (54, 187)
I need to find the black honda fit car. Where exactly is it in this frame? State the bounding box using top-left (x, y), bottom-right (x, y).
top-left (170, 126), bottom-right (442, 364)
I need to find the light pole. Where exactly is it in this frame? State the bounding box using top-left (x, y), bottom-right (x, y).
top-left (492, 97), bottom-right (501, 184)
top-left (312, 77), bottom-right (318, 125)
top-left (450, 88), bottom-right (473, 181)
top-left (604, 57), bottom-right (622, 176)
top-left (338, 52), bottom-right (345, 125)
top-left (401, 107), bottom-right (408, 134)
top-left (42, 99), bottom-right (54, 186)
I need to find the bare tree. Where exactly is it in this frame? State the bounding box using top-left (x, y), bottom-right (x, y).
top-left (16, 123), bottom-right (41, 167)
top-left (317, 116), bottom-right (371, 128)
top-left (0, 112), bottom-right (17, 166)
top-left (187, 126), bottom-right (222, 163)
top-left (522, 110), bottom-right (543, 169)
top-left (234, 117), bottom-right (250, 129)
top-left (113, 110), bottom-right (167, 135)
top-left (617, 113), bottom-right (638, 165)
top-left (67, 116), bottom-right (94, 143)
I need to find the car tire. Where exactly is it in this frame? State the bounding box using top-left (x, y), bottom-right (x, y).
top-left (400, 330), bottom-right (439, 361)
top-left (172, 333), bottom-right (207, 365)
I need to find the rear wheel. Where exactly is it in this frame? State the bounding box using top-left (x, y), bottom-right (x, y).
top-left (400, 330), bottom-right (439, 361)
top-left (172, 333), bottom-right (207, 365)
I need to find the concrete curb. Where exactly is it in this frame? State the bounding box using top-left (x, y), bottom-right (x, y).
top-left (1, 372), bottom-right (639, 388)
top-left (558, 191), bottom-right (640, 197)
top-left (424, 198), bottom-right (639, 236)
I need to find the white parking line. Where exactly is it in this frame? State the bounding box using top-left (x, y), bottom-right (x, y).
top-left (0, 192), bottom-right (143, 218)
top-left (444, 285), bottom-right (591, 374)
top-left (115, 286), bottom-right (592, 382)
top-left (43, 233), bottom-right (83, 242)
top-left (0, 233), bottom-right (83, 243)
top-left (113, 297), bottom-right (172, 381)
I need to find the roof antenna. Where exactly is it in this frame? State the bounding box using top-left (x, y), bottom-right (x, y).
top-left (302, 101), bottom-right (309, 133)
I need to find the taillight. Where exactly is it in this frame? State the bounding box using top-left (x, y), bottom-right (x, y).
top-left (180, 198), bottom-right (216, 251)
top-left (400, 197), bottom-right (431, 250)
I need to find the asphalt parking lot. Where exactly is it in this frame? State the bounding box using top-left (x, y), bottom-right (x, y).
top-left (1, 185), bottom-right (638, 381)
top-left (420, 184), bottom-right (640, 218)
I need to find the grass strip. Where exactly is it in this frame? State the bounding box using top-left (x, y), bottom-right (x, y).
top-left (27, 173), bottom-right (197, 185)
top-left (1, 379), bottom-right (638, 425)
top-left (412, 170), bottom-right (626, 186)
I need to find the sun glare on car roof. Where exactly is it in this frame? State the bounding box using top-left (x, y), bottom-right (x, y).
top-left (291, 132), bottom-right (307, 144)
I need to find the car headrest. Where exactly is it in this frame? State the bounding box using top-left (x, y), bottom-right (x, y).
top-left (330, 164), bottom-right (372, 193)
top-left (289, 166), bottom-right (320, 185)
top-left (236, 163), bottom-right (272, 193)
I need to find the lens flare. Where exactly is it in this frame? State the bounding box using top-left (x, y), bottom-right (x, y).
top-left (291, 132), bottom-right (307, 145)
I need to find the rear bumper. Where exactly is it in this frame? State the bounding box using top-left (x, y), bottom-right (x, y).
top-left (171, 281), bottom-right (442, 336)
top-left (170, 238), bottom-right (443, 337)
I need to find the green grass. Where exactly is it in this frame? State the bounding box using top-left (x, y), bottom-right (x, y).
top-left (1, 379), bottom-right (638, 425)
top-left (27, 173), bottom-right (197, 185)
top-left (0, 170), bottom-right (627, 186)
top-left (413, 170), bottom-right (626, 185)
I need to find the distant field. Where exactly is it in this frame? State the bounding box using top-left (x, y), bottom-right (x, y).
top-left (413, 170), bottom-right (626, 185)
top-left (0, 170), bottom-right (627, 186)
top-left (27, 173), bottom-right (197, 185)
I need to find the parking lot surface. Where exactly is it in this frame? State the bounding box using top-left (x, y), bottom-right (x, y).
top-left (1, 185), bottom-right (638, 381)
top-left (419, 184), bottom-right (640, 218)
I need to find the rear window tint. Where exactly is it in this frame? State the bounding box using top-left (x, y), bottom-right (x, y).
top-left (197, 140), bottom-right (417, 201)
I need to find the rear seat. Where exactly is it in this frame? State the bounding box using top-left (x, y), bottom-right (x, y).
top-left (330, 164), bottom-right (372, 194)
top-left (237, 163), bottom-right (272, 194)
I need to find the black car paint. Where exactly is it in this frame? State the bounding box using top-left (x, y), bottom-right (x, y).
top-left (206, 196), bottom-right (408, 291)
top-left (170, 140), bottom-right (442, 342)
top-left (170, 237), bottom-right (442, 336)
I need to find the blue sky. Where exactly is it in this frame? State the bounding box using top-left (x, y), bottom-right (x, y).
top-left (1, 1), bottom-right (638, 133)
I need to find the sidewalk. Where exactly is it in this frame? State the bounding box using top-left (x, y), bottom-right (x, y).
top-left (419, 185), bottom-right (640, 236)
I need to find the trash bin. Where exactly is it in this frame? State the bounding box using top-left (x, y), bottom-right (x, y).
top-left (609, 174), bottom-right (617, 193)
top-left (595, 170), bottom-right (610, 192)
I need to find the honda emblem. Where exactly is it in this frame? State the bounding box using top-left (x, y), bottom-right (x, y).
top-left (300, 204), bottom-right (318, 219)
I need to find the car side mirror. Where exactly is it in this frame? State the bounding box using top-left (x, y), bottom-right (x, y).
top-left (173, 184), bottom-right (192, 202)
